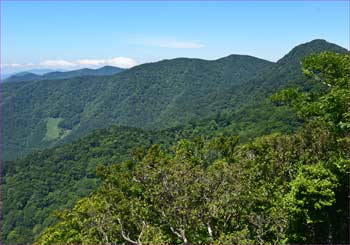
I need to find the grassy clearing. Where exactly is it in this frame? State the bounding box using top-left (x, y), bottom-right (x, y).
top-left (44, 117), bottom-right (71, 141)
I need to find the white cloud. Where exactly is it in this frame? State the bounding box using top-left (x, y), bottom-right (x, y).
top-left (39, 60), bottom-right (77, 67)
top-left (106, 57), bottom-right (138, 68)
top-left (76, 57), bottom-right (137, 68)
top-left (133, 37), bottom-right (205, 49)
top-left (77, 59), bottom-right (105, 66)
top-left (1, 63), bottom-right (23, 68)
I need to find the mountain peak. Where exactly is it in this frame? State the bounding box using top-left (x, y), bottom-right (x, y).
top-left (216, 54), bottom-right (273, 65)
top-left (306, 38), bottom-right (330, 45)
top-left (99, 65), bottom-right (118, 69)
top-left (277, 39), bottom-right (348, 65)
top-left (97, 65), bottom-right (124, 72)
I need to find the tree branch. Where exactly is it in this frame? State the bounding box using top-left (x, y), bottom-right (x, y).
top-left (170, 226), bottom-right (188, 243)
top-left (117, 218), bottom-right (138, 244)
top-left (137, 221), bottom-right (146, 244)
top-left (207, 221), bottom-right (213, 238)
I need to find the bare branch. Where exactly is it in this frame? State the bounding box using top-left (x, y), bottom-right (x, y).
top-left (169, 226), bottom-right (188, 243)
top-left (180, 229), bottom-right (188, 243)
top-left (207, 222), bottom-right (213, 238)
top-left (117, 218), bottom-right (138, 244)
top-left (170, 226), bottom-right (183, 240)
top-left (137, 221), bottom-right (147, 244)
top-left (170, 226), bottom-right (188, 243)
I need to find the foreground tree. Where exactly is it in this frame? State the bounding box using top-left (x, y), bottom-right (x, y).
top-left (272, 52), bottom-right (350, 243)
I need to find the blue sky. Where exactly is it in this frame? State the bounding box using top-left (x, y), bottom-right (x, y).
top-left (1, 1), bottom-right (349, 74)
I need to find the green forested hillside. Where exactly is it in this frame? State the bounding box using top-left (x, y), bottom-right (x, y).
top-left (1, 108), bottom-right (299, 244)
top-left (1, 40), bottom-right (350, 244)
top-left (34, 51), bottom-right (349, 244)
top-left (2, 54), bottom-right (272, 160)
top-left (242, 39), bottom-right (348, 99)
top-left (2, 126), bottom-right (172, 243)
top-left (2, 50), bottom-right (349, 244)
top-left (3, 39), bottom-right (346, 160)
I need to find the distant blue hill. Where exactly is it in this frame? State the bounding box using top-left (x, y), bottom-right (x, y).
top-left (26, 68), bottom-right (65, 75)
top-left (3, 66), bottom-right (125, 83)
top-left (1, 69), bottom-right (62, 81)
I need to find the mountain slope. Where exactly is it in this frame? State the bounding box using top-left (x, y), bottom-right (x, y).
top-left (3, 72), bottom-right (42, 83)
top-left (2, 125), bottom-right (176, 243)
top-left (3, 55), bottom-right (273, 160)
top-left (0, 106), bottom-right (301, 244)
top-left (249, 39), bottom-right (348, 95)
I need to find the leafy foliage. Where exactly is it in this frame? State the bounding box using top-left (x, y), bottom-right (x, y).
top-left (36, 126), bottom-right (349, 244)
top-left (2, 126), bottom-right (173, 243)
top-left (271, 52), bottom-right (350, 135)
top-left (271, 51), bottom-right (350, 243)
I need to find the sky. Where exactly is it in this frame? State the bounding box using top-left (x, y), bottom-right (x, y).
top-left (1, 1), bottom-right (349, 74)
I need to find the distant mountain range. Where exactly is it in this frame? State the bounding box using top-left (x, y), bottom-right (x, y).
top-left (1, 69), bottom-right (62, 80)
top-left (2, 39), bottom-right (348, 160)
top-left (2, 65), bottom-right (125, 83)
top-left (22, 68), bottom-right (64, 75)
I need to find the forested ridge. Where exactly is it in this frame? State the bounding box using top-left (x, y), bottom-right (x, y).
top-left (1, 40), bottom-right (349, 244)
top-left (3, 39), bottom-right (346, 160)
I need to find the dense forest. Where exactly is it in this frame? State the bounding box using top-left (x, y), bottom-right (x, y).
top-left (2, 39), bottom-right (346, 160)
top-left (35, 52), bottom-right (349, 243)
top-left (1, 40), bottom-right (349, 244)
